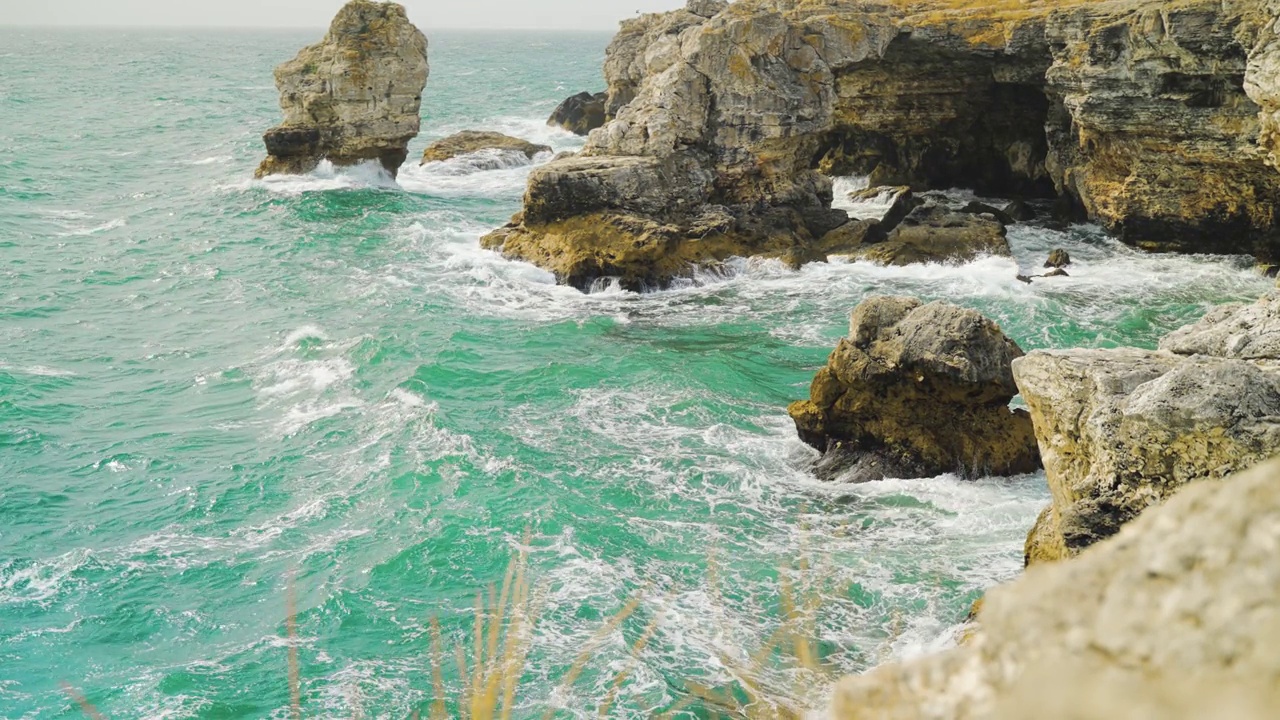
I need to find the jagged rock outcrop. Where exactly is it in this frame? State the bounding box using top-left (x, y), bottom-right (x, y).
top-left (548, 92), bottom-right (608, 136)
top-left (1013, 291), bottom-right (1280, 564)
top-left (789, 297), bottom-right (1041, 483)
top-left (420, 131), bottom-right (550, 165)
top-left (830, 455), bottom-right (1280, 720)
top-left (255, 0), bottom-right (428, 178)
top-left (486, 0), bottom-right (1280, 290)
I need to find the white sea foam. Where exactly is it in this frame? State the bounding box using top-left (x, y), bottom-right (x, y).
top-left (191, 155), bottom-right (232, 166)
top-left (56, 217), bottom-right (126, 237)
top-left (243, 159), bottom-right (400, 196)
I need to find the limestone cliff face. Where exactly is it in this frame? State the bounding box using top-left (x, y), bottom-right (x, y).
top-left (256, 0), bottom-right (429, 178)
top-left (486, 0), bottom-right (1280, 289)
top-left (1012, 291), bottom-right (1280, 564)
top-left (830, 455), bottom-right (1280, 720)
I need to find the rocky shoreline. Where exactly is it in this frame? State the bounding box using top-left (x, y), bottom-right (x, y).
top-left (248, 1), bottom-right (1280, 715)
top-left (479, 0), bottom-right (1280, 290)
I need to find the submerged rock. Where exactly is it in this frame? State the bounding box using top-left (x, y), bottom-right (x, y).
top-left (852, 204), bottom-right (1011, 266)
top-left (789, 297), bottom-right (1041, 482)
top-left (256, 0), bottom-right (428, 178)
top-left (831, 455), bottom-right (1280, 720)
top-left (547, 91), bottom-right (608, 136)
top-left (420, 131), bottom-right (551, 165)
top-left (1044, 248), bottom-right (1071, 268)
top-left (489, 0), bottom-right (1280, 289)
top-left (1013, 292), bottom-right (1280, 563)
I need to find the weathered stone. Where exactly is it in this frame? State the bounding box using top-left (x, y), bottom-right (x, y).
top-left (419, 131), bottom-right (551, 165)
top-left (831, 455), bottom-right (1280, 720)
top-left (1012, 291), bottom-right (1280, 561)
top-left (547, 91), bottom-right (608, 136)
top-left (959, 201), bottom-right (1015, 225)
top-left (1044, 249), bottom-right (1071, 268)
top-left (853, 204), bottom-right (1011, 266)
top-left (489, 0), bottom-right (1280, 290)
top-left (256, 0), bottom-right (428, 178)
top-left (789, 298), bottom-right (1041, 482)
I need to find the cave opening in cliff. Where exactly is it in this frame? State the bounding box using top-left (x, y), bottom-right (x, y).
top-left (811, 42), bottom-right (1059, 201)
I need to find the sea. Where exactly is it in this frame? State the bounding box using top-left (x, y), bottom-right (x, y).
top-left (0, 27), bottom-right (1272, 719)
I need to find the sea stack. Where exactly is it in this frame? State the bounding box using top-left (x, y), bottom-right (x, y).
top-left (255, 0), bottom-right (429, 178)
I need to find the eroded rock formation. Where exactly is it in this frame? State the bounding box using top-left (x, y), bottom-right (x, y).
top-left (1013, 291), bottom-right (1280, 564)
top-left (256, 0), bottom-right (429, 178)
top-left (789, 297), bottom-right (1041, 482)
top-left (831, 455), bottom-right (1280, 720)
top-left (420, 131), bottom-right (550, 165)
top-left (486, 0), bottom-right (1280, 289)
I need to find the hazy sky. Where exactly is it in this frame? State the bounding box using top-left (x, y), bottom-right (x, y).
top-left (0, 0), bottom-right (688, 30)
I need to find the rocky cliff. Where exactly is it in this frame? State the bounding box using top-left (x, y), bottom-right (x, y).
top-left (256, 0), bottom-right (429, 178)
top-left (484, 0), bottom-right (1280, 289)
top-left (789, 297), bottom-right (1040, 482)
top-left (1013, 291), bottom-right (1280, 564)
top-left (830, 454), bottom-right (1280, 720)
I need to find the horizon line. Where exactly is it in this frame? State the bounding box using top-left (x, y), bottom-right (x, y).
top-left (0, 22), bottom-right (622, 32)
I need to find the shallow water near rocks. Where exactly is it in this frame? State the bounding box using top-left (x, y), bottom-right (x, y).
top-left (0, 28), bottom-right (1272, 718)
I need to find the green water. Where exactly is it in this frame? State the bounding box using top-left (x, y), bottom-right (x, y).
top-left (0, 27), bottom-right (1272, 719)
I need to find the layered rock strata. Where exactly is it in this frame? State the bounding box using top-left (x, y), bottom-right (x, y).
top-left (420, 131), bottom-right (550, 164)
top-left (486, 0), bottom-right (1280, 289)
top-left (1013, 291), bottom-right (1280, 564)
top-left (831, 455), bottom-right (1280, 720)
top-left (789, 297), bottom-right (1041, 482)
top-left (256, 0), bottom-right (429, 178)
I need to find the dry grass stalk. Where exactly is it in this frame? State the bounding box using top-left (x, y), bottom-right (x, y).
top-left (287, 575), bottom-right (302, 720)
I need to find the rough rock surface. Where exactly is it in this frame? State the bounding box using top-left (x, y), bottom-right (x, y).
top-left (1013, 292), bottom-right (1280, 563)
top-left (420, 131), bottom-right (551, 165)
top-left (831, 455), bottom-right (1280, 720)
top-left (789, 297), bottom-right (1040, 482)
top-left (256, 0), bottom-right (428, 178)
top-left (488, 0), bottom-right (1280, 289)
top-left (852, 203), bottom-right (1011, 266)
top-left (547, 91), bottom-right (608, 136)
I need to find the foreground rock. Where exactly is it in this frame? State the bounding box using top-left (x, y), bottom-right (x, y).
top-left (256, 0), bottom-right (428, 178)
top-left (789, 297), bottom-right (1040, 482)
top-left (547, 92), bottom-right (608, 136)
top-left (1013, 292), bottom-right (1280, 563)
top-left (831, 455), bottom-right (1280, 720)
top-left (420, 131), bottom-right (551, 165)
top-left (489, 0), bottom-right (1280, 289)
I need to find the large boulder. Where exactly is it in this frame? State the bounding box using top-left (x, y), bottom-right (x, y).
top-left (788, 297), bottom-right (1041, 482)
top-left (831, 455), bottom-right (1280, 720)
top-left (255, 0), bottom-right (429, 178)
top-left (420, 131), bottom-right (551, 165)
top-left (1013, 291), bottom-right (1280, 563)
top-left (547, 91), bottom-right (608, 136)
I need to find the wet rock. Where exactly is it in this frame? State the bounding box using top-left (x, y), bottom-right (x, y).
top-left (831, 455), bottom-right (1280, 720)
top-left (789, 297), bottom-right (1041, 483)
top-left (960, 200), bottom-right (1015, 225)
top-left (547, 91), bottom-right (608, 136)
top-left (853, 204), bottom-right (1011, 266)
top-left (850, 185), bottom-right (921, 231)
top-left (1003, 199), bottom-right (1037, 221)
top-left (1012, 291), bottom-right (1280, 563)
top-left (1041, 268), bottom-right (1069, 278)
top-left (256, 0), bottom-right (428, 178)
top-left (420, 131), bottom-right (551, 165)
top-left (1045, 248), bottom-right (1071, 268)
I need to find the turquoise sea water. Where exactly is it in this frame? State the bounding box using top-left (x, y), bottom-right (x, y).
top-left (0, 27), bottom-right (1273, 719)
